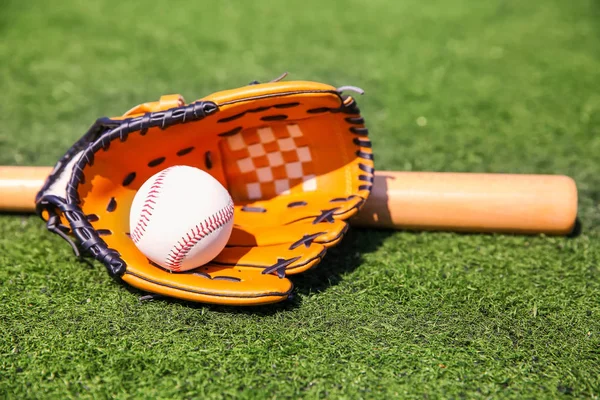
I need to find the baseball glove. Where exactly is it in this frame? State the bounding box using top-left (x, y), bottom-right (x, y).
top-left (35, 78), bottom-right (374, 306)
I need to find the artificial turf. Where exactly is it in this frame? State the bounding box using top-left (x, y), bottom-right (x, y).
top-left (1, 0), bottom-right (599, 398)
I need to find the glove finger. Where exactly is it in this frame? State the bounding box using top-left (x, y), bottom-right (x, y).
top-left (214, 242), bottom-right (326, 277)
top-left (234, 195), bottom-right (366, 228)
top-left (96, 227), bottom-right (298, 304)
top-left (229, 219), bottom-right (348, 248)
top-left (122, 262), bottom-right (292, 306)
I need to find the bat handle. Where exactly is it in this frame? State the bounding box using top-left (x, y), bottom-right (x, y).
top-left (0, 166), bottom-right (52, 213)
top-left (351, 171), bottom-right (578, 235)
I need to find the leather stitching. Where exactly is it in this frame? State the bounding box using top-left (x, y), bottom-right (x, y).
top-left (130, 168), bottom-right (171, 243)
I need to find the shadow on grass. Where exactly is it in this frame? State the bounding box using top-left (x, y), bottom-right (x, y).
top-left (567, 218), bottom-right (583, 238)
top-left (288, 227), bottom-right (394, 296)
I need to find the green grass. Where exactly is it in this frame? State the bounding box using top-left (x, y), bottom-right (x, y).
top-left (1, 0), bottom-right (599, 398)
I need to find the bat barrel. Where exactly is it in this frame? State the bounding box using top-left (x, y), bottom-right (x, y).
top-left (351, 172), bottom-right (578, 235)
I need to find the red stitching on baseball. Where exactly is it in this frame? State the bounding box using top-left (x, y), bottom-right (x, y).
top-left (131, 168), bottom-right (172, 244)
top-left (164, 200), bottom-right (234, 271)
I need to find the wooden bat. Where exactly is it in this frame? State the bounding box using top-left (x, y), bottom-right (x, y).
top-left (0, 166), bottom-right (578, 235)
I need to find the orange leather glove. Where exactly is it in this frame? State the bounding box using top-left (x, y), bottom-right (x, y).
top-left (35, 78), bottom-right (374, 306)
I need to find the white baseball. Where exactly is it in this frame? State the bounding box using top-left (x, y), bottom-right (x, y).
top-left (129, 165), bottom-right (234, 272)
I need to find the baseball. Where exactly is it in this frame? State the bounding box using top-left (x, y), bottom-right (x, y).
top-left (129, 165), bottom-right (234, 272)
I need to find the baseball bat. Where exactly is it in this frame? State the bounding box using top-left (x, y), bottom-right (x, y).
top-left (0, 166), bottom-right (578, 235)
